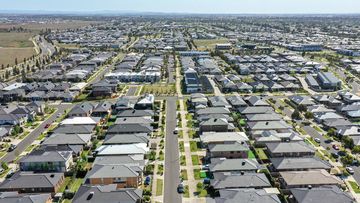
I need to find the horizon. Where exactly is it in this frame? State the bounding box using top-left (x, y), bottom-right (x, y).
top-left (1, 0), bottom-right (360, 14)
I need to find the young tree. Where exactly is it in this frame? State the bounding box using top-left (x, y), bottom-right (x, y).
top-left (291, 110), bottom-right (301, 120)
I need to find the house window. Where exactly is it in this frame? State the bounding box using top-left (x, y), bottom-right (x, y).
top-left (114, 177), bottom-right (126, 183)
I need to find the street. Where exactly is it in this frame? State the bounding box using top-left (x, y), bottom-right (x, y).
top-left (163, 97), bottom-right (182, 203)
top-left (0, 103), bottom-right (73, 163)
top-left (126, 86), bottom-right (138, 96)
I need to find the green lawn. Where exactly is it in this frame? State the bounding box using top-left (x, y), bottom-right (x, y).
top-left (313, 125), bottom-right (323, 132)
top-left (69, 178), bottom-right (83, 192)
top-left (255, 148), bottom-right (268, 160)
top-left (248, 151), bottom-right (256, 159)
top-left (190, 141), bottom-right (198, 152)
top-left (194, 169), bottom-right (201, 180)
top-left (181, 169), bottom-right (188, 180)
top-left (179, 141), bottom-right (185, 152)
top-left (183, 185), bottom-right (190, 198)
top-left (180, 155), bottom-right (186, 166)
top-left (58, 177), bottom-right (72, 193)
top-left (25, 144), bottom-right (36, 153)
top-left (156, 179), bottom-right (163, 196)
top-left (191, 155), bottom-right (200, 165)
top-left (349, 181), bottom-right (360, 193)
top-left (305, 138), bottom-right (320, 147)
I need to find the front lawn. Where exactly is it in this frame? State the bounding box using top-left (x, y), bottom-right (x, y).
top-left (156, 179), bottom-right (163, 196)
top-left (191, 155), bottom-right (200, 165)
top-left (349, 181), bottom-right (360, 193)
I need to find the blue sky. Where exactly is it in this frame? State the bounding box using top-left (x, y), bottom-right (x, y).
top-left (1, 0), bottom-right (360, 14)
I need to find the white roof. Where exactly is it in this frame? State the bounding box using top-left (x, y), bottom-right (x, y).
top-left (61, 117), bottom-right (97, 125)
top-left (2, 83), bottom-right (26, 91)
top-left (200, 132), bottom-right (249, 144)
top-left (95, 143), bottom-right (149, 156)
top-left (70, 82), bottom-right (87, 91)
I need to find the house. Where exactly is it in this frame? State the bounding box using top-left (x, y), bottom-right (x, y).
top-left (196, 107), bottom-right (231, 117)
top-left (255, 131), bottom-right (303, 144)
top-left (246, 96), bottom-right (269, 106)
top-left (41, 133), bottom-right (92, 147)
top-left (208, 141), bottom-right (250, 159)
top-left (247, 121), bottom-right (292, 132)
top-left (289, 186), bottom-right (355, 203)
top-left (0, 193), bottom-right (52, 203)
top-left (0, 172), bottom-right (65, 195)
top-left (246, 114), bottom-right (282, 122)
top-left (279, 170), bottom-right (343, 189)
top-left (68, 102), bottom-right (96, 117)
top-left (215, 188), bottom-right (281, 203)
top-left (238, 106), bottom-right (274, 115)
top-left (72, 185), bottom-right (142, 203)
top-left (115, 96), bottom-right (137, 112)
top-left (200, 118), bottom-right (235, 132)
top-left (93, 155), bottom-right (145, 169)
top-left (103, 133), bottom-right (149, 145)
top-left (209, 158), bottom-right (261, 173)
top-left (53, 125), bottom-right (94, 134)
top-left (115, 117), bottom-right (153, 125)
top-left (91, 80), bottom-right (117, 97)
top-left (95, 144), bottom-right (149, 156)
top-left (289, 95), bottom-right (315, 106)
top-left (317, 72), bottom-right (342, 91)
top-left (85, 164), bottom-right (141, 188)
top-left (91, 101), bottom-right (112, 117)
top-left (135, 94), bottom-right (154, 109)
top-left (269, 157), bottom-right (332, 172)
top-left (60, 117), bottom-right (99, 126)
top-left (117, 109), bottom-right (154, 119)
top-left (226, 96), bottom-right (247, 108)
top-left (199, 132), bottom-right (249, 147)
top-left (265, 142), bottom-right (315, 158)
top-left (211, 172), bottom-right (271, 190)
top-left (19, 150), bottom-right (73, 172)
top-left (26, 101), bottom-right (45, 115)
top-left (107, 123), bottom-right (153, 134)
top-left (208, 96), bottom-right (232, 108)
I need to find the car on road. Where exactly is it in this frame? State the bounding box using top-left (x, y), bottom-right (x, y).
top-left (332, 145), bottom-right (340, 150)
top-left (346, 167), bottom-right (355, 174)
top-left (325, 139), bottom-right (333, 144)
top-left (8, 144), bottom-right (17, 152)
top-left (57, 113), bottom-right (61, 118)
top-left (44, 124), bottom-right (51, 128)
top-left (177, 183), bottom-right (184, 193)
top-left (331, 152), bottom-right (339, 159)
top-left (173, 128), bottom-right (179, 134)
top-left (314, 138), bottom-right (321, 143)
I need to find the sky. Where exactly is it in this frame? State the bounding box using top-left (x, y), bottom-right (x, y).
top-left (1, 0), bottom-right (360, 14)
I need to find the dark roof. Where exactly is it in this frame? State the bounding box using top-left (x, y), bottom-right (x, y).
top-left (0, 172), bottom-right (63, 190)
top-left (73, 185), bottom-right (142, 203)
top-left (290, 186), bottom-right (354, 203)
top-left (107, 124), bottom-right (153, 134)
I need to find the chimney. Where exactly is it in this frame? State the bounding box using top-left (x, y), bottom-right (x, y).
top-left (308, 185), bottom-right (312, 190)
top-left (265, 122), bottom-right (269, 125)
top-left (242, 161), bottom-right (246, 166)
top-left (240, 171), bottom-right (244, 175)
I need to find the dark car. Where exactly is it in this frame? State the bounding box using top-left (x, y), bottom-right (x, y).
top-left (144, 176), bottom-right (151, 185)
top-left (177, 183), bottom-right (184, 193)
top-left (8, 144), bottom-right (17, 152)
top-left (331, 152), bottom-right (339, 159)
top-left (44, 124), bottom-right (51, 128)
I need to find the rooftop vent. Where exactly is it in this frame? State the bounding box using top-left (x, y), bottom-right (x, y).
top-left (87, 192), bottom-right (94, 200)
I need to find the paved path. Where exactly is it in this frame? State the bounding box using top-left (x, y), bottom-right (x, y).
top-left (0, 103), bottom-right (73, 163)
top-left (163, 97), bottom-right (181, 203)
top-left (126, 86), bottom-right (138, 96)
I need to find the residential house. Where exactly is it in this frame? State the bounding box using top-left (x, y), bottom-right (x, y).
top-left (19, 150), bottom-right (73, 172)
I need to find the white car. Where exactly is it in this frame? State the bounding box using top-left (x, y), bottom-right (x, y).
top-left (314, 138), bottom-right (321, 143)
top-left (346, 167), bottom-right (355, 175)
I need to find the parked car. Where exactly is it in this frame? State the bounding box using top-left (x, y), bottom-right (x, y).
top-left (314, 138), bottom-right (321, 143)
top-left (331, 152), bottom-right (339, 159)
top-left (173, 128), bottom-right (178, 134)
top-left (177, 183), bottom-right (184, 193)
top-left (8, 144), bottom-right (17, 152)
top-left (144, 176), bottom-right (151, 185)
top-left (332, 145), bottom-right (339, 150)
top-left (44, 124), bottom-right (51, 128)
top-left (346, 167), bottom-right (355, 175)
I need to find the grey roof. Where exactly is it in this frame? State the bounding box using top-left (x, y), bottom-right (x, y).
top-left (93, 155), bottom-right (145, 167)
top-left (238, 106), bottom-right (274, 114)
top-left (53, 125), bottom-right (94, 134)
top-left (215, 189), bottom-right (281, 203)
top-left (209, 142), bottom-right (249, 153)
top-left (93, 101), bottom-right (112, 113)
top-left (246, 114), bottom-right (282, 122)
top-left (0, 172), bottom-right (63, 190)
top-left (69, 102), bottom-right (95, 115)
top-left (104, 133), bottom-right (149, 145)
top-left (226, 96), bottom-right (247, 107)
top-left (116, 109), bottom-right (154, 117)
top-left (247, 121), bottom-right (292, 131)
top-left (115, 117), bottom-right (153, 124)
top-left (73, 185), bottom-right (142, 203)
top-left (290, 186), bottom-right (354, 203)
top-left (280, 170), bottom-right (343, 187)
top-left (210, 158), bottom-right (261, 172)
top-left (107, 123), bottom-right (153, 134)
top-left (196, 107), bottom-right (231, 115)
top-left (20, 150), bottom-right (72, 163)
top-left (0, 193), bottom-right (51, 203)
top-left (211, 173), bottom-right (271, 189)
top-left (266, 142), bottom-right (315, 154)
top-left (42, 133), bottom-right (91, 146)
top-left (270, 157), bottom-right (331, 171)
top-left (85, 164), bottom-right (138, 179)
top-left (246, 96), bottom-right (269, 106)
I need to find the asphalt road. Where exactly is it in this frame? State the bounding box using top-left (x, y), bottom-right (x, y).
top-left (163, 97), bottom-right (181, 203)
top-left (126, 86), bottom-right (138, 96)
top-left (0, 103), bottom-right (73, 164)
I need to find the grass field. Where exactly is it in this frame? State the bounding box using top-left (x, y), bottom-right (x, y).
top-left (156, 179), bottom-right (164, 196)
top-left (194, 38), bottom-right (229, 51)
top-left (0, 47), bottom-right (35, 67)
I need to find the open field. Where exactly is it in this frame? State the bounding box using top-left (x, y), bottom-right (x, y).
top-left (0, 32), bottom-right (34, 48)
top-left (0, 20), bottom-right (101, 32)
top-left (194, 38), bottom-right (229, 51)
top-left (0, 47), bottom-right (35, 67)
